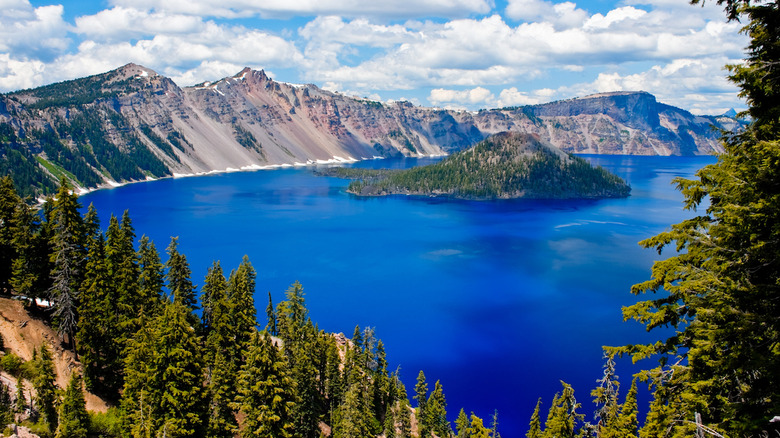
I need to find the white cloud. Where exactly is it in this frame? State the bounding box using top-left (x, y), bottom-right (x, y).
top-left (429, 86), bottom-right (494, 107)
top-left (75, 7), bottom-right (205, 40)
top-left (107, 0), bottom-right (494, 19)
top-left (551, 57), bottom-right (743, 114)
top-left (0, 1), bottom-right (70, 61)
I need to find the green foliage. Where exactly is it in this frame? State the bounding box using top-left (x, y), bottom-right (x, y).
top-left (526, 399), bottom-right (542, 438)
top-left (88, 408), bottom-right (123, 437)
top-left (0, 352), bottom-right (25, 377)
top-left (165, 237), bottom-right (198, 316)
top-left (344, 132), bottom-right (630, 200)
top-left (56, 372), bottom-right (89, 438)
top-left (33, 345), bottom-right (59, 432)
top-left (426, 380), bottom-right (451, 438)
top-left (542, 381), bottom-right (583, 438)
top-left (236, 332), bottom-right (296, 438)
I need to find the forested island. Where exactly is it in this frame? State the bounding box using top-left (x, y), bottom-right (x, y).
top-left (322, 132), bottom-right (631, 200)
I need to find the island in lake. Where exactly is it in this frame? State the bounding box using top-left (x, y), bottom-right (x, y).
top-left (322, 132), bottom-right (631, 200)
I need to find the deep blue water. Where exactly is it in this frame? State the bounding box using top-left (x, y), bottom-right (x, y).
top-left (81, 154), bottom-right (715, 437)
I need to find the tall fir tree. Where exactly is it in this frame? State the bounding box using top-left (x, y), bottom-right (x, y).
top-left (10, 199), bottom-right (42, 299)
top-left (48, 179), bottom-right (85, 349)
top-left (34, 344), bottom-right (58, 432)
top-left (526, 398), bottom-right (542, 438)
top-left (591, 352), bottom-right (620, 437)
top-left (236, 332), bottom-right (297, 438)
top-left (456, 409), bottom-right (470, 438)
top-left (542, 381), bottom-right (582, 438)
top-left (56, 372), bottom-right (89, 438)
top-left (427, 380), bottom-right (451, 438)
top-left (0, 175), bottom-right (20, 291)
top-left (165, 237), bottom-right (198, 318)
top-left (414, 370), bottom-right (429, 438)
top-left (202, 261), bottom-right (237, 438)
top-left (137, 235), bottom-right (164, 318)
top-left (613, 0), bottom-right (780, 434)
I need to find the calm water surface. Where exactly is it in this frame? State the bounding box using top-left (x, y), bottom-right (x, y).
top-left (82, 155), bottom-right (715, 437)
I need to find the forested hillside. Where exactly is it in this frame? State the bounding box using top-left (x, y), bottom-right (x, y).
top-left (338, 132), bottom-right (630, 199)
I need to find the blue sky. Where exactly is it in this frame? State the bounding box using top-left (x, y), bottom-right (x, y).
top-left (1, 0), bottom-right (747, 114)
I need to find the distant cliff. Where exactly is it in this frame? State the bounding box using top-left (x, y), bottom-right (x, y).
top-left (0, 64), bottom-right (741, 196)
top-left (336, 132), bottom-right (631, 200)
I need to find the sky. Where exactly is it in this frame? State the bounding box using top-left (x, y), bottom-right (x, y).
top-left (0, 0), bottom-right (749, 114)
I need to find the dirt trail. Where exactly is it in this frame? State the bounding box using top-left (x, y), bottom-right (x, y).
top-left (0, 297), bottom-right (109, 413)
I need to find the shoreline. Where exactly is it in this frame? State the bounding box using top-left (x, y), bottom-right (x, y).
top-left (65, 152), bottom-right (450, 200)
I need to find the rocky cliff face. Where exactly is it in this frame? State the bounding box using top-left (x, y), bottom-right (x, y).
top-left (0, 64), bottom-right (741, 195)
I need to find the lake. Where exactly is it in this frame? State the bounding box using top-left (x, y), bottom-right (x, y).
top-left (81, 154), bottom-right (715, 437)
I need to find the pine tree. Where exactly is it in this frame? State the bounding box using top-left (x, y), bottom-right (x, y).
top-left (202, 261), bottom-right (237, 438)
top-left (613, 0), bottom-right (780, 434)
top-left (34, 344), bottom-right (58, 432)
top-left (14, 380), bottom-right (26, 416)
top-left (10, 199), bottom-right (41, 299)
top-left (265, 291), bottom-right (277, 336)
top-left (77, 229), bottom-right (117, 393)
top-left (615, 379), bottom-right (638, 438)
top-left (526, 398), bottom-right (542, 438)
top-left (165, 237), bottom-right (198, 315)
top-left (106, 212), bottom-right (142, 343)
top-left (456, 408), bottom-right (470, 438)
top-left (542, 381), bottom-right (582, 438)
top-left (227, 255), bottom-right (257, 362)
top-left (591, 352), bottom-right (620, 437)
top-left (56, 372), bottom-right (89, 438)
top-left (414, 370), bottom-right (429, 437)
top-left (48, 179), bottom-right (85, 349)
top-left (137, 235), bottom-right (164, 318)
top-left (0, 175), bottom-right (20, 291)
top-left (0, 383), bottom-right (13, 426)
top-left (153, 301), bottom-right (207, 437)
top-left (468, 413), bottom-right (490, 438)
top-left (427, 380), bottom-right (451, 438)
top-left (236, 332), bottom-right (296, 438)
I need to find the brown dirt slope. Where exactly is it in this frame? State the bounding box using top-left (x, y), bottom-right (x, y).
top-left (0, 297), bottom-right (109, 413)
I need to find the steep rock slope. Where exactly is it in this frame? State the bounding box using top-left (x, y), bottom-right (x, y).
top-left (0, 64), bottom-right (741, 195)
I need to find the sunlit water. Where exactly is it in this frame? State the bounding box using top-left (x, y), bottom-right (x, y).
top-left (82, 154), bottom-right (715, 436)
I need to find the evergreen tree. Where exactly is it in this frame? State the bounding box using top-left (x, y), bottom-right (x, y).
top-left (414, 370), bottom-right (429, 437)
top-left (333, 381), bottom-right (372, 438)
top-left (276, 282), bottom-right (322, 438)
top-left (48, 179), bottom-right (84, 349)
top-left (0, 175), bottom-right (20, 291)
top-left (591, 352), bottom-right (620, 437)
top-left (236, 332), bottom-right (296, 438)
top-left (77, 229), bottom-right (119, 394)
top-left (612, 0), bottom-right (780, 435)
top-left (202, 261), bottom-right (237, 438)
top-left (34, 344), bottom-right (58, 432)
top-left (615, 379), bottom-right (638, 438)
top-left (137, 235), bottom-right (164, 318)
top-left (106, 212), bottom-right (141, 343)
top-left (227, 255), bottom-right (258, 362)
top-left (542, 381), bottom-right (582, 438)
top-left (14, 381), bottom-right (26, 416)
top-left (265, 291), bottom-right (277, 336)
top-left (165, 237), bottom-right (198, 315)
top-left (0, 383), bottom-right (13, 427)
top-left (427, 380), bottom-right (451, 438)
top-left (456, 409), bottom-right (470, 438)
top-left (56, 372), bottom-right (89, 438)
top-left (468, 413), bottom-right (490, 438)
top-left (153, 301), bottom-right (207, 437)
top-left (10, 199), bottom-right (41, 299)
top-left (526, 399), bottom-right (542, 438)
top-left (121, 301), bottom-right (206, 438)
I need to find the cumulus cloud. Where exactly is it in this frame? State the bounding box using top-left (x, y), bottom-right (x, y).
top-left (551, 57), bottom-right (743, 114)
top-left (429, 86), bottom-right (494, 107)
top-left (0, 1), bottom-right (70, 61)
